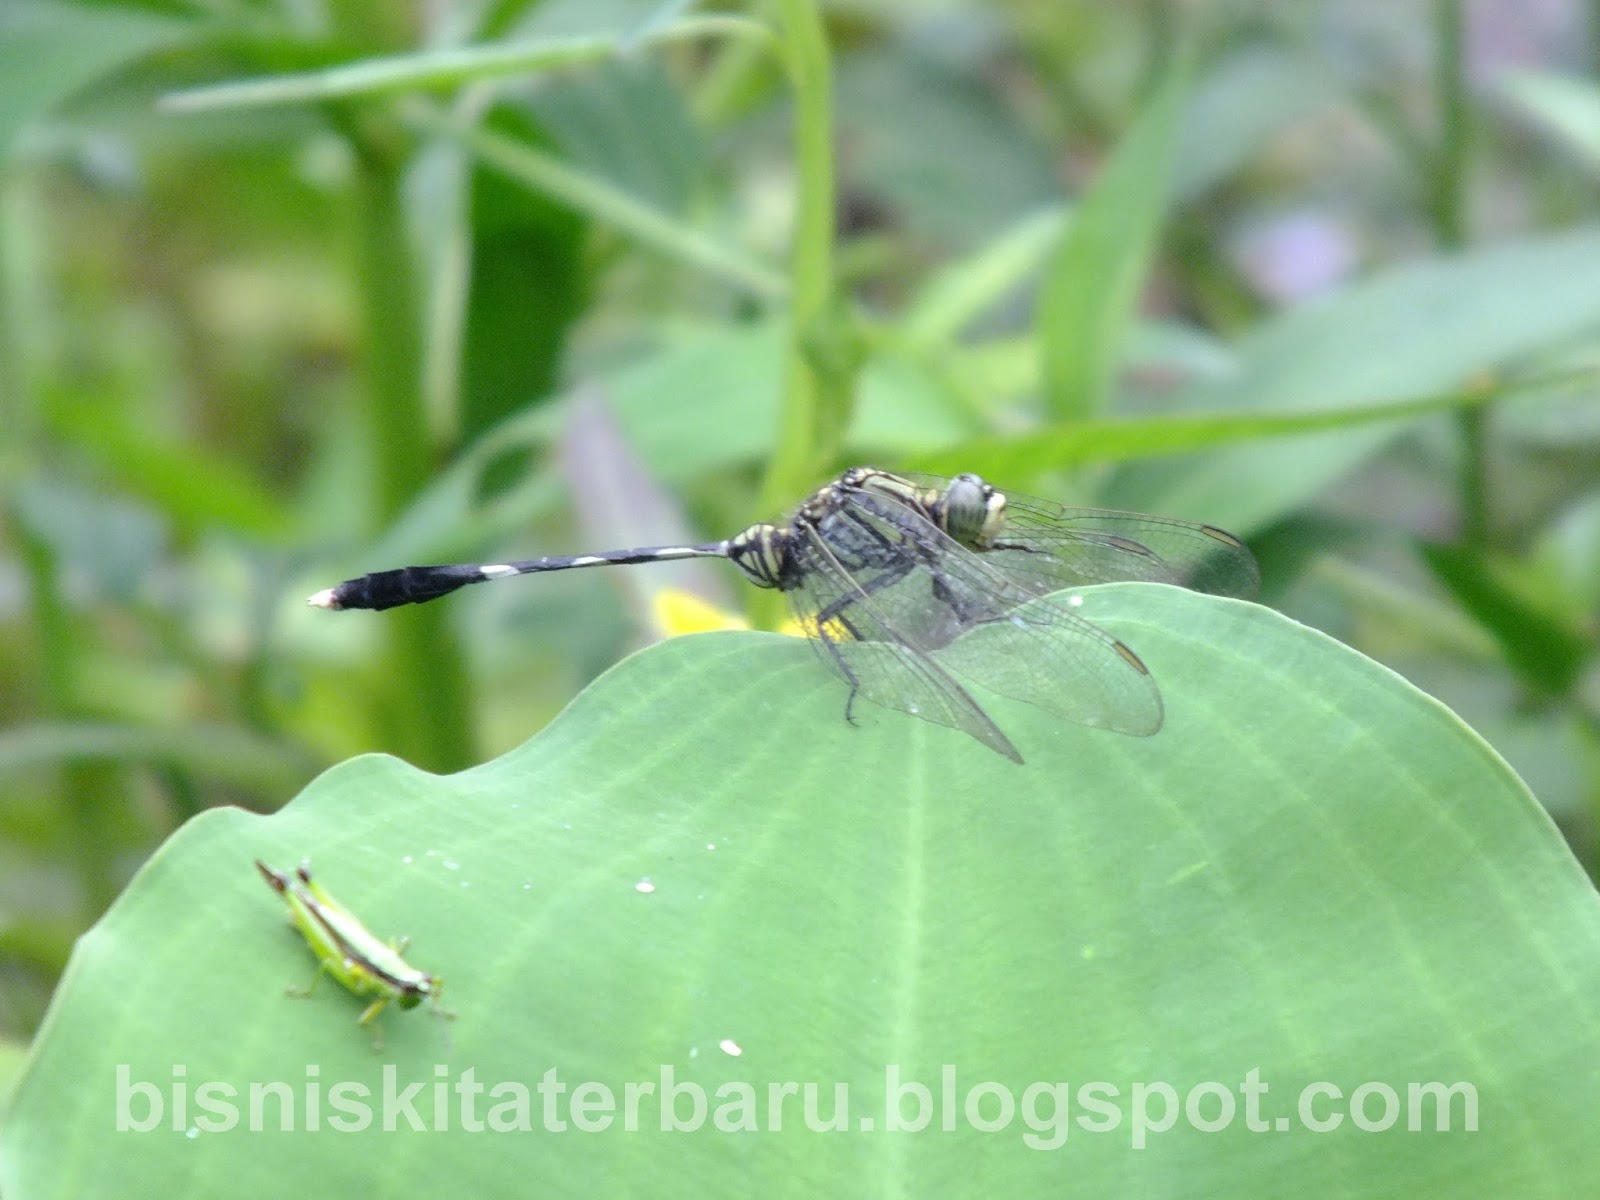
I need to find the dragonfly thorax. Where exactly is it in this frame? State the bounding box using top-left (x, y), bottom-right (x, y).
top-left (837, 466), bottom-right (1008, 550)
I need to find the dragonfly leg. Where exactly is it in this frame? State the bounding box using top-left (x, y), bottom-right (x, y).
top-left (814, 628), bottom-right (865, 725)
top-left (831, 612), bottom-right (873, 724)
top-left (930, 571), bottom-right (992, 627)
top-left (812, 555), bottom-right (914, 628)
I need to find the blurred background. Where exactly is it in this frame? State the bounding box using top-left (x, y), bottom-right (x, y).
top-left (1, 0), bottom-right (1597, 1054)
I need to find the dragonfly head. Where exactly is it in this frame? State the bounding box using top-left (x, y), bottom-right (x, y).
top-left (724, 523), bottom-right (788, 590)
top-left (937, 473), bottom-right (1007, 550)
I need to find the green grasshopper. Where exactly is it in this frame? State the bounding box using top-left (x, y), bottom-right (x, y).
top-left (256, 859), bottom-right (454, 1051)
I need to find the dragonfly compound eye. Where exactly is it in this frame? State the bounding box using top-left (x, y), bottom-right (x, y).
top-left (939, 474), bottom-right (1006, 549)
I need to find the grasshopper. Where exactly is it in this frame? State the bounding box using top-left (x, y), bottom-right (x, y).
top-left (256, 859), bottom-right (454, 1051)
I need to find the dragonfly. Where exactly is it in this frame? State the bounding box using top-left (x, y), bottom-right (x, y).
top-left (308, 467), bottom-right (1258, 762)
top-left (257, 859), bottom-right (454, 1051)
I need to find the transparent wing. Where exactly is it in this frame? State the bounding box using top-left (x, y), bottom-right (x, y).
top-left (833, 488), bottom-right (1165, 737)
top-left (782, 525), bottom-right (1022, 763)
top-left (895, 472), bottom-right (1259, 600)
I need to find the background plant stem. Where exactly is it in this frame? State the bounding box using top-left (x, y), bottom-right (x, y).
top-left (349, 122), bottom-right (474, 771)
top-left (761, 0), bottom-right (847, 518)
top-left (1433, 0), bottom-right (1490, 547)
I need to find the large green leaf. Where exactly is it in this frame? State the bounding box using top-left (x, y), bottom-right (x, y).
top-left (529, 57), bottom-right (703, 217)
top-left (1499, 69), bottom-right (1600, 177)
top-left (1038, 70), bottom-right (1184, 419)
top-left (5, 587), bottom-right (1598, 1197)
top-left (0, 2), bottom-right (191, 158)
top-left (1171, 45), bottom-right (1341, 200)
top-left (834, 50), bottom-right (1059, 247)
top-left (1106, 226), bottom-right (1600, 533)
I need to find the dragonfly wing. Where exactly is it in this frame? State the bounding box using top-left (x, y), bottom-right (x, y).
top-left (997, 494), bottom-right (1260, 598)
top-left (893, 472), bottom-right (1259, 599)
top-left (839, 488), bottom-right (1165, 736)
top-left (785, 524), bottom-right (1022, 762)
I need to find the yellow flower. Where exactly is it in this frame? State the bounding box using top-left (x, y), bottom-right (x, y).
top-left (649, 588), bottom-right (751, 638)
top-left (650, 588), bottom-right (846, 641)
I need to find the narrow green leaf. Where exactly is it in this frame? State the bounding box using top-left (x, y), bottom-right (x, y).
top-left (1499, 69), bottom-right (1600, 177)
top-left (1105, 226), bottom-right (1600, 534)
top-left (903, 386), bottom-right (1498, 479)
top-left (901, 206), bottom-right (1067, 351)
top-left (1038, 71), bottom-right (1185, 419)
top-left (1421, 544), bottom-right (1591, 699)
top-left (0, 723), bottom-right (316, 797)
top-left (451, 107), bottom-right (587, 441)
top-left (49, 408), bottom-right (290, 541)
top-left (941, 320), bottom-right (1238, 416)
top-left (158, 15), bottom-right (771, 113)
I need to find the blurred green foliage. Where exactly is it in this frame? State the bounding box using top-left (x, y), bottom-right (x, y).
top-left (1, 0), bottom-right (1598, 1165)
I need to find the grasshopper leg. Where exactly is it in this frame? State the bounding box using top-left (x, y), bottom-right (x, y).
top-left (358, 995), bottom-right (391, 1053)
top-left (287, 958), bottom-right (332, 1000)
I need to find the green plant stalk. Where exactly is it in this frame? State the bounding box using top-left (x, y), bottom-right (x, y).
top-left (752, 0), bottom-right (852, 627)
top-left (1458, 398), bottom-right (1490, 546)
top-left (1432, 0), bottom-right (1490, 546)
top-left (13, 517), bottom-right (122, 923)
top-left (759, 0), bottom-right (849, 497)
top-left (348, 122), bottom-right (474, 772)
top-left (1432, 0), bottom-right (1469, 249)
top-left (0, 177), bottom-right (48, 459)
top-left (7, 181), bottom-right (150, 924)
